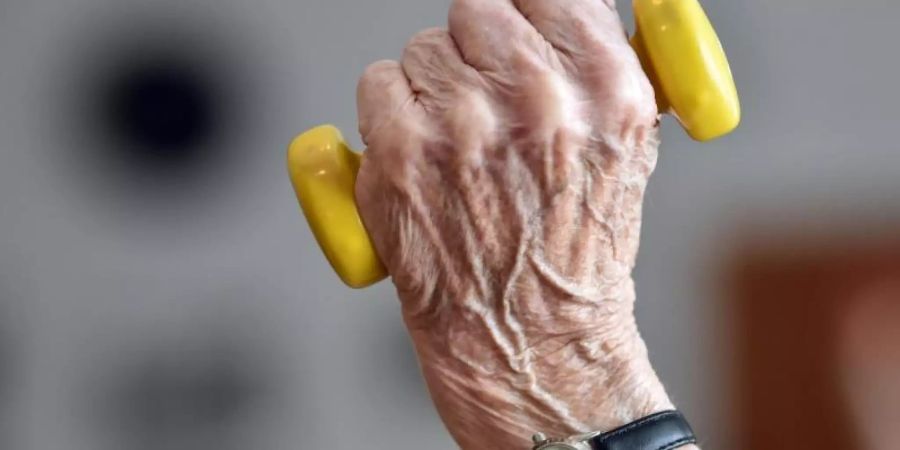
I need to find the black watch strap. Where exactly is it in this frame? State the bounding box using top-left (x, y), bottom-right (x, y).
top-left (588, 410), bottom-right (696, 450)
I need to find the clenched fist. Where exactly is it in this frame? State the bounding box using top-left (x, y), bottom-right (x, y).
top-left (355, 1), bottom-right (690, 448)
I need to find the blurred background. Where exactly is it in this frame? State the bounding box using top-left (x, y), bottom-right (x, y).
top-left (0, 0), bottom-right (898, 449)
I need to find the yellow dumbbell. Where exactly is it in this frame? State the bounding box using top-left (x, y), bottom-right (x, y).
top-left (288, 0), bottom-right (740, 288)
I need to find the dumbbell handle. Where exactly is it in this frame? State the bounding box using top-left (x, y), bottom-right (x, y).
top-left (288, 0), bottom-right (740, 288)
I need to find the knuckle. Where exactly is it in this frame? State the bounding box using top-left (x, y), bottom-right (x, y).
top-left (585, 64), bottom-right (656, 123)
top-left (360, 60), bottom-right (400, 87)
top-left (405, 27), bottom-right (448, 49)
top-left (402, 29), bottom-right (446, 68)
top-left (449, 0), bottom-right (496, 33)
top-left (449, 0), bottom-right (479, 19)
top-left (358, 60), bottom-right (402, 108)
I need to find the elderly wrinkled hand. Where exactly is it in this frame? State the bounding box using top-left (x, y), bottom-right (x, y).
top-left (355, 1), bottom-right (686, 448)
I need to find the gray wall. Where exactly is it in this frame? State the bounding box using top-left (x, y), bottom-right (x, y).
top-left (1, 0), bottom-right (898, 449)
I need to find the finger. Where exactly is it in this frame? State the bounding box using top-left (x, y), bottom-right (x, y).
top-left (512, 0), bottom-right (629, 70)
top-left (448, 0), bottom-right (558, 76)
top-left (512, 0), bottom-right (656, 138)
top-left (401, 28), bottom-right (483, 111)
top-left (357, 60), bottom-right (417, 145)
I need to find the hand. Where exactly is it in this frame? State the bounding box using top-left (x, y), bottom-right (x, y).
top-left (355, 0), bottom-right (683, 448)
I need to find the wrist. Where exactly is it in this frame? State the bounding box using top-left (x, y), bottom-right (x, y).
top-left (403, 279), bottom-right (676, 449)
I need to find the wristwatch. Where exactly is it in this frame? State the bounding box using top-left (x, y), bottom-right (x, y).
top-left (531, 410), bottom-right (696, 450)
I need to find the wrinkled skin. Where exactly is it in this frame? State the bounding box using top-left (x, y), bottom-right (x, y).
top-left (355, 0), bottom-right (695, 448)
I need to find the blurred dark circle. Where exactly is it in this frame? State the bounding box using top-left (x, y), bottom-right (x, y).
top-left (46, 8), bottom-right (268, 234)
top-left (103, 59), bottom-right (217, 170)
top-left (83, 39), bottom-right (233, 186)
